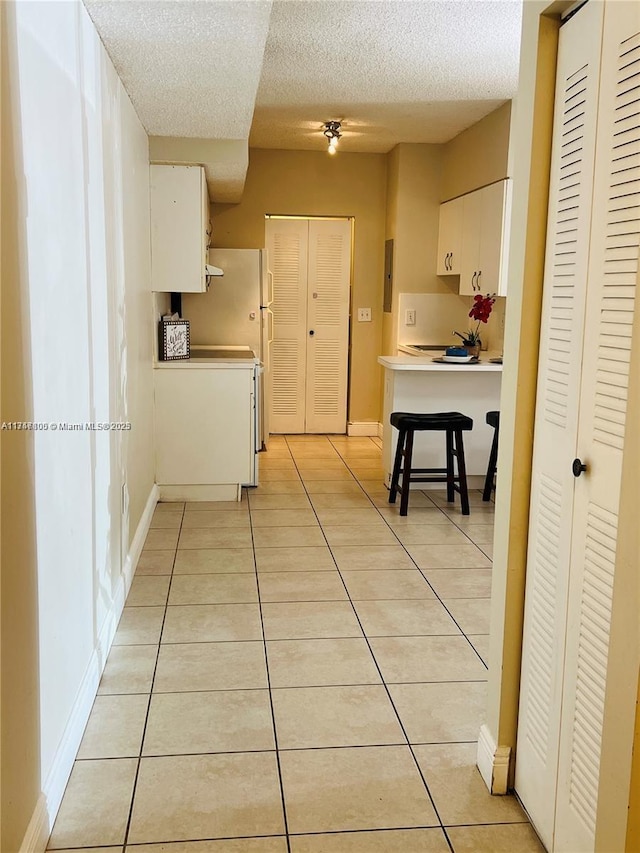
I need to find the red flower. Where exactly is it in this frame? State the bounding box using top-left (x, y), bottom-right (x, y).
top-left (453, 293), bottom-right (496, 345)
top-left (469, 293), bottom-right (496, 324)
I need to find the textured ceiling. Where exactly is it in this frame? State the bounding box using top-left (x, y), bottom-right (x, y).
top-left (83, 0), bottom-right (273, 138)
top-left (252, 0), bottom-right (522, 151)
top-left (83, 0), bottom-right (522, 199)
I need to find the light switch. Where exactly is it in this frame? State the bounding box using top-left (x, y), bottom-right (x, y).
top-left (358, 308), bottom-right (372, 322)
top-left (405, 308), bottom-right (416, 325)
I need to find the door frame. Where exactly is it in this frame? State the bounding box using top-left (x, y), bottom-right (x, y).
top-left (483, 2), bottom-right (640, 850)
top-left (265, 214), bottom-right (355, 434)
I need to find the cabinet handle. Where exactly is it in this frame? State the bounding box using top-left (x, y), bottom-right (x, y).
top-left (450, 252), bottom-right (453, 270)
top-left (444, 253), bottom-right (449, 271)
top-left (477, 270), bottom-right (482, 292)
top-left (309, 330), bottom-right (315, 336)
top-left (471, 272), bottom-right (477, 291)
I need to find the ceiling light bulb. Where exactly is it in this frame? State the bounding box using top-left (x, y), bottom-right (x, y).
top-left (328, 142), bottom-right (337, 155)
top-left (332, 136), bottom-right (339, 147)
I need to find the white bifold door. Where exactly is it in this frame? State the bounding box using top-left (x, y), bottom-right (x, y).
top-left (266, 218), bottom-right (351, 434)
top-left (516, 2), bottom-right (640, 851)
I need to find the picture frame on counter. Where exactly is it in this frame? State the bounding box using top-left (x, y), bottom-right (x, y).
top-left (159, 318), bottom-right (190, 360)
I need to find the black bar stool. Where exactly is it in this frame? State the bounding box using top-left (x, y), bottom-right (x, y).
top-left (389, 411), bottom-right (473, 516)
top-left (483, 410), bottom-right (500, 501)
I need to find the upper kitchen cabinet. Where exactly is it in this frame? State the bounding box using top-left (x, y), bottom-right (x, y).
top-left (459, 179), bottom-right (512, 297)
top-left (150, 164), bottom-right (211, 293)
top-left (436, 196), bottom-right (463, 275)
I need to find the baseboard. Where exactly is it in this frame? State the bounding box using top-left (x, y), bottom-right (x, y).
top-left (123, 483), bottom-right (159, 590)
top-left (477, 724), bottom-right (511, 794)
top-left (29, 483), bottom-right (158, 851)
top-left (347, 422), bottom-right (379, 436)
top-left (19, 793), bottom-right (49, 853)
top-left (158, 483), bottom-right (240, 501)
top-left (377, 422), bottom-right (384, 439)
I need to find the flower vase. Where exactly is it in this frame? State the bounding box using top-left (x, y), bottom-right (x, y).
top-left (464, 342), bottom-right (481, 359)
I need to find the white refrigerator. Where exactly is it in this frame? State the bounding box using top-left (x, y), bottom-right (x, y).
top-left (207, 248), bottom-right (273, 448)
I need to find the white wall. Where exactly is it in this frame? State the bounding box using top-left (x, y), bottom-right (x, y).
top-left (1, 1), bottom-right (155, 847)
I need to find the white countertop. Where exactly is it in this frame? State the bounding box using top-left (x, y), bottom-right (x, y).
top-left (155, 345), bottom-right (260, 369)
top-left (379, 352), bottom-right (503, 372)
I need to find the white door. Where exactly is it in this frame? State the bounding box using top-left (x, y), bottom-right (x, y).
top-left (516, 3), bottom-right (640, 851)
top-left (267, 219), bottom-right (309, 433)
top-left (515, 3), bottom-right (604, 845)
top-left (267, 218), bottom-right (351, 434)
top-left (554, 4), bottom-right (640, 850)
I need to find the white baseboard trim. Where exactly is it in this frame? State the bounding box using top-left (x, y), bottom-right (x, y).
top-left (477, 724), bottom-right (511, 795)
top-left (26, 483), bottom-right (158, 852)
top-left (19, 793), bottom-right (49, 853)
top-left (158, 483), bottom-right (239, 501)
top-left (123, 483), bottom-right (159, 591)
top-left (347, 422), bottom-right (379, 436)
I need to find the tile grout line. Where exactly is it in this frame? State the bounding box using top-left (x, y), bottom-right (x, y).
top-left (285, 438), bottom-right (454, 850)
top-left (247, 482), bottom-right (293, 853)
top-left (121, 500), bottom-right (185, 850)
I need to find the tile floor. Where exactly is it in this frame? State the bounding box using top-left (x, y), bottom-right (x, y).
top-left (48, 435), bottom-right (544, 853)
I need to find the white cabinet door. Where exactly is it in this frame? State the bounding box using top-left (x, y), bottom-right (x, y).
top-left (479, 180), bottom-right (511, 297)
top-left (460, 189), bottom-right (483, 295)
top-left (150, 164), bottom-right (208, 293)
top-left (437, 196), bottom-right (463, 274)
top-left (154, 367), bottom-right (253, 485)
top-left (267, 218), bottom-right (351, 434)
top-left (460, 181), bottom-right (511, 296)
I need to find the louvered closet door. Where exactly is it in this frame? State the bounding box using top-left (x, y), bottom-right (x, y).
top-left (305, 219), bottom-right (351, 433)
top-left (515, 3), bottom-right (604, 848)
top-left (554, 4), bottom-right (640, 850)
top-left (267, 219), bottom-right (309, 433)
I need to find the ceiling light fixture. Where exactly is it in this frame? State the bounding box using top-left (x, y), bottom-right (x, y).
top-left (323, 121), bottom-right (342, 155)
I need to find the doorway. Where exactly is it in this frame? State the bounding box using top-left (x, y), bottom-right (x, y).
top-left (266, 216), bottom-right (352, 434)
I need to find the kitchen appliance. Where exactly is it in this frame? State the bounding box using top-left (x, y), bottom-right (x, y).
top-left (204, 248), bottom-right (273, 450)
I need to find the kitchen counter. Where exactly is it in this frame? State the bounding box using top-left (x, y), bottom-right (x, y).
top-left (379, 353), bottom-right (502, 488)
top-left (155, 346), bottom-right (260, 368)
top-left (380, 352), bottom-right (503, 372)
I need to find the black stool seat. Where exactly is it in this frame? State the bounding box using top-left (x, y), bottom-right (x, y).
top-left (390, 411), bottom-right (473, 431)
top-left (389, 411), bottom-right (473, 516)
top-left (483, 410), bottom-right (500, 501)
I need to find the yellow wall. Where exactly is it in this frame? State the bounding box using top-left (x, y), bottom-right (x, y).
top-left (441, 101), bottom-right (512, 201)
top-left (485, 2), bottom-right (560, 786)
top-left (210, 148), bottom-right (387, 424)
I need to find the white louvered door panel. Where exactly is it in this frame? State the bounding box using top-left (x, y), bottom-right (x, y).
top-left (515, 3), bottom-right (604, 847)
top-left (305, 219), bottom-right (351, 433)
top-left (554, 5), bottom-right (640, 850)
top-left (266, 219), bottom-right (308, 433)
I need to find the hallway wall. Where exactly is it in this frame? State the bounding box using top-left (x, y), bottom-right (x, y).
top-left (1, 2), bottom-right (155, 848)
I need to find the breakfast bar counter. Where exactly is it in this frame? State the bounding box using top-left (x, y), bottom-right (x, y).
top-left (378, 354), bottom-right (503, 488)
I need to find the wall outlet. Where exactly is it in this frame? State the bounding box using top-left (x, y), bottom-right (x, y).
top-left (405, 308), bottom-right (416, 325)
top-left (357, 307), bottom-right (372, 322)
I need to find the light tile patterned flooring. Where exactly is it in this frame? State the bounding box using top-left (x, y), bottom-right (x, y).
top-left (47, 435), bottom-right (544, 853)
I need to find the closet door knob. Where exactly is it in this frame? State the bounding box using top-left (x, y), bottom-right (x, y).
top-left (572, 458), bottom-right (587, 477)
top-left (309, 330), bottom-right (315, 336)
